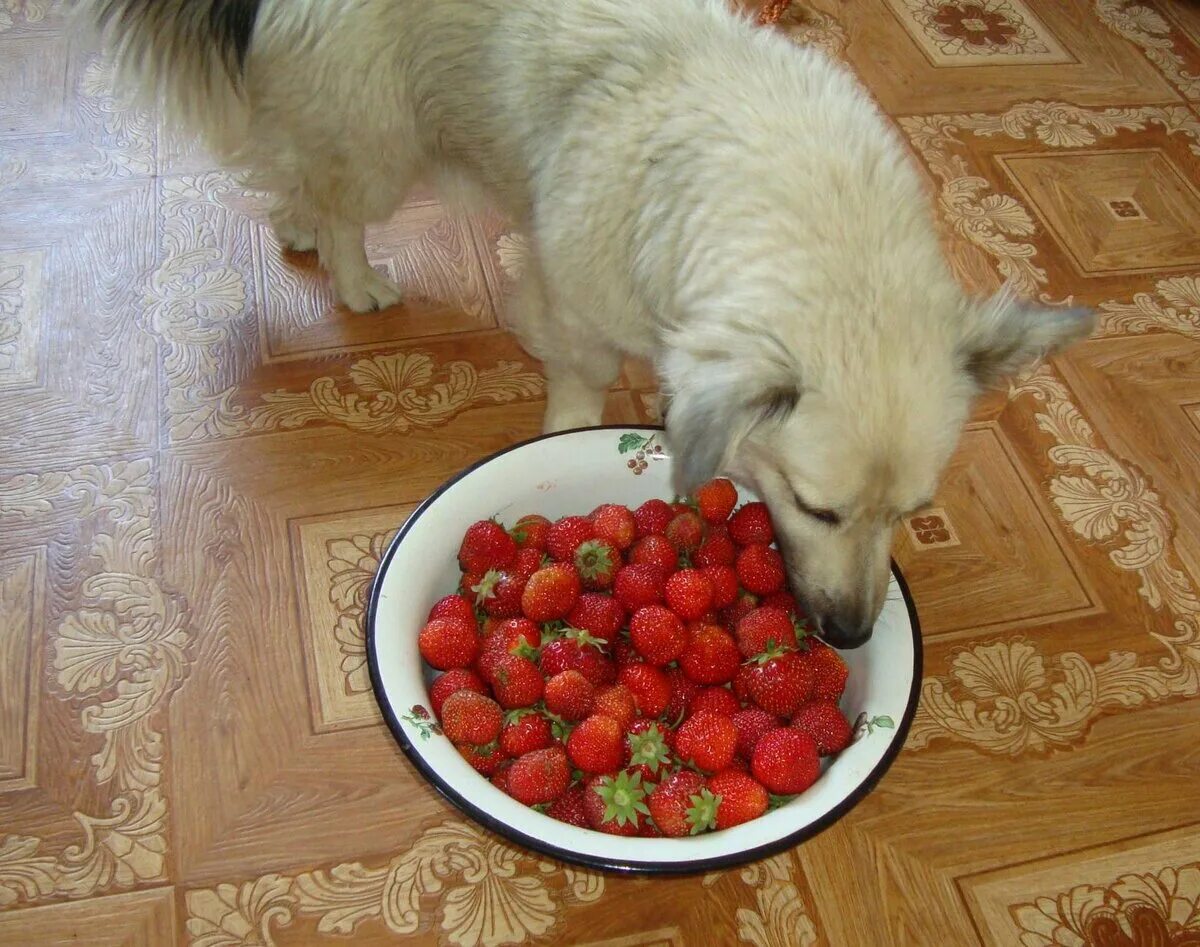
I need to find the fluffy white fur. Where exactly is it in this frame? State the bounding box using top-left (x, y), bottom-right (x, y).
top-left (83, 0), bottom-right (1094, 645)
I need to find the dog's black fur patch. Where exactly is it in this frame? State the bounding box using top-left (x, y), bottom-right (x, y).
top-left (97, 0), bottom-right (262, 79)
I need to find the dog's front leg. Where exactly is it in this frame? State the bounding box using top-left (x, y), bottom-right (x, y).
top-left (316, 217), bottom-right (404, 313)
top-left (543, 369), bottom-right (614, 433)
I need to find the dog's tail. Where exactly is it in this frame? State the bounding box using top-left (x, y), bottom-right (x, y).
top-left (85, 0), bottom-right (261, 148)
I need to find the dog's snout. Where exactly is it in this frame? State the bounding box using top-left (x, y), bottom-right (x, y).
top-left (816, 608), bottom-right (874, 649)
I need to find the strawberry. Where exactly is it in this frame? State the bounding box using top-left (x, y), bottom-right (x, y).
top-left (567, 714), bottom-right (625, 773)
top-left (544, 669), bottom-right (596, 721)
top-left (512, 547), bottom-right (545, 579)
top-left (736, 544), bottom-right (786, 596)
top-left (694, 478), bottom-right (738, 524)
top-left (629, 605), bottom-right (687, 666)
top-left (702, 564), bottom-right (739, 609)
top-left (457, 741), bottom-right (507, 776)
top-left (625, 719), bottom-right (671, 781)
top-left (547, 784), bottom-right (590, 828)
top-left (791, 700), bottom-right (852, 755)
top-left (458, 520), bottom-right (517, 574)
top-left (665, 510), bottom-right (704, 554)
top-left (488, 654), bottom-right (545, 709)
top-left (546, 515), bottom-right (595, 562)
top-left (418, 617), bottom-right (480, 671)
top-left (806, 641), bottom-right (850, 701)
top-left (762, 590), bottom-right (801, 618)
top-left (618, 664), bottom-right (672, 718)
top-left (674, 710), bottom-right (737, 773)
top-left (490, 764), bottom-right (511, 793)
top-left (477, 617), bottom-right (540, 677)
top-left (751, 728), bottom-right (821, 794)
top-left (665, 667), bottom-right (700, 721)
top-left (499, 710), bottom-right (554, 757)
top-left (540, 630), bottom-right (615, 685)
top-left (633, 498), bottom-right (674, 537)
top-left (590, 503), bottom-right (636, 551)
top-left (708, 769), bottom-right (768, 829)
top-left (629, 535), bottom-right (679, 573)
top-left (567, 593), bottom-right (625, 644)
top-left (679, 624), bottom-right (740, 685)
top-left (428, 594), bottom-right (476, 624)
top-left (612, 636), bottom-right (641, 668)
top-left (584, 771), bottom-right (651, 836)
top-left (506, 746), bottom-right (571, 806)
top-left (694, 525), bottom-right (736, 568)
top-left (728, 502), bottom-right (775, 547)
top-left (731, 707), bottom-right (779, 760)
top-left (736, 606), bottom-right (798, 658)
top-left (689, 686), bottom-right (741, 718)
top-left (458, 570), bottom-right (484, 599)
top-left (440, 690), bottom-right (503, 745)
top-left (721, 590), bottom-right (760, 629)
top-left (593, 684), bottom-right (637, 731)
top-left (429, 668), bottom-right (487, 718)
top-left (745, 648), bottom-right (814, 717)
top-left (613, 563), bottom-right (665, 612)
top-left (664, 569), bottom-right (714, 621)
top-left (511, 513), bottom-right (550, 550)
top-left (521, 563), bottom-right (581, 621)
top-left (732, 664), bottom-right (755, 704)
top-left (471, 568), bottom-right (526, 618)
top-left (646, 770), bottom-right (717, 837)
top-left (573, 539), bottom-right (620, 591)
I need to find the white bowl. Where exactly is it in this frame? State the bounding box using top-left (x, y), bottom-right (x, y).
top-left (367, 426), bottom-right (921, 874)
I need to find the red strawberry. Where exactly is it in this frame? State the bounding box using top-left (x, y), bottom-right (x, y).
top-left (708, 769), bottom-right (768, 829)
top-left (745, 649), bottom-right (814, 717)
top-left (590, 503), bottom-right (636, 551)
top-left (593, 684), bottom-right (637, 731)
top-left (499, 710), bottom-right (554, 757)
top-left (665, 667), bottom-right (700, 721)
top-left (540, 629), bottom-right (615, 685)
top-left (512, 547), bottom-right (544, 579)
top-left (567, 714), bottom-right (625, 773)
top-left (752, 728), bottom-right (821, 794)
top-left (728, 503), bottom-right (775, 546)
top-left (491, 764), bottom-right (511, 793)
top-left (418, 617), bottom-right (480, 671)
top-left (694, 525), bottom-right (736, 568)
top-left (457, 741), bottom-right (507, 775)
top-left (521, 563), bottom-right (581, 621)
top-left (806, 641), bottom-right (850, 701)
top-left (629, 535), bottom-right (679, 573)
top-left (732, 664), bottom-right (755, 704)
top-left (478, 617), bottom-right (540, 678)
top-left (567, 593), bottom-right (625, 644)
top-left (731, 707), bottom-right (780, 760)
top-left (511, 513), bottom-right (550, 550)
top-left (625, 719), bottom-right (671, 780)
top-left (506, 746), bottom-right (571, 806)
top-left (430, 668), bottom-right (488, 718)
top-left (736, 606), bottom-right (798, 658)
top-left (544, 670), bottom-right (596, 721)
top-left (440, 690), bottom-right (503, 744)
top-left (471, 568), bottom-right (526, 619)
top-left (762, 590), bottom-right (800, 617)
top-left (629, 605), bottom-right (687, 666)
top-left (736, 544), bottom-right (786, 596)
top-left (721, 590), bottom-right (760, 629)
top-left (647, 770), bottom-right (717, 837)
top-left (689, 686), bottom-right (741, 718)
top-left (674, 710), bottom-right (737, 773)
top-left (573, 539), bottom-right (620, 591)
top-left (458, 520), bottom-right (517, 574)
top-left (664, 569), bottom-right (714, 621)
top-left (584, 771), bottom-right (650, 835)
top-left (547, 784), bottom-right (590, 828)
top-left (546, 515), bottom-right (595, 562)
top-left (679, 624), bottom-right (741, 685)
top-left (613, 563), bottom-right (665, 612)
top-left (694, 478), bottom-right (738, 524)
top-left (791, 700), bottom-right (852, 755)
top-left (488, 654), bottom-right (545, 709)
top-left (633, 498), bottom-right (674, 538)
top-left (702, 564), bottom-right (739, 609)
top-left (428, 594), bottom-right (476, 624)
top-left (612, 636), bottom-right (641, 668)
top-left (665, 510), bottom-right (704, 554)
top-left (618, 664), bottom-right (671, 718)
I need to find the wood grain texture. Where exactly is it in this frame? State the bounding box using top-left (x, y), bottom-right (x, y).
top-left (2, 1), bottom-right (1199, 943)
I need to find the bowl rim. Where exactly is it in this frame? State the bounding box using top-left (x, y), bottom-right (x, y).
top-left (366, 424), bottom-right (924, 876)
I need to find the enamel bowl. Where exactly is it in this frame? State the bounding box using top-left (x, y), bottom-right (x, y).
top-left (367, 425), bottom-right (922, 874)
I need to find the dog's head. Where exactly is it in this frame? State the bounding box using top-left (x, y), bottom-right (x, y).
top-left (661, 288), bottom-right (1093, 648)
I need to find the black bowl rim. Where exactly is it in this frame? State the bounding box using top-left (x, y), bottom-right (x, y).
top-left (366, 424), bottom-right (924, 876)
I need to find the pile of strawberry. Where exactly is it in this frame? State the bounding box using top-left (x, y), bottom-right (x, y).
top-left (416, 479), bottom-right (852, 837)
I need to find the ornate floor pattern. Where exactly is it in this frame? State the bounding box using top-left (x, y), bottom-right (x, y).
top-left (2, 1), bottom-right (1199, 944)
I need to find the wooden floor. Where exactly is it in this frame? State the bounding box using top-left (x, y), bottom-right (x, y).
top-left (3, 1), bottom-right (1200, 944)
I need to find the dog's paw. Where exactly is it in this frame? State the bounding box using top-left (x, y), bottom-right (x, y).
top-left (336, 269), bottom-right (404, 313)
top-left (270, 212), bottom-right (317, 252)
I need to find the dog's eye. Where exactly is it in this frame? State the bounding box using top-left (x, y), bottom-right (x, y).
top-left (794, 493), bottom-right (842, 527)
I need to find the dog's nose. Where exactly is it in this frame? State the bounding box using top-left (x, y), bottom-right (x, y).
top-left (816, 612), bottom-right (874, 649)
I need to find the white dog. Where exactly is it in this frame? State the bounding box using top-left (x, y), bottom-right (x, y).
top-left (85, 0), bottom-right (1093, 646)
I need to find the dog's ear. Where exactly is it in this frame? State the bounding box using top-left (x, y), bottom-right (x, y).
top-left (959, 288), bottom-right (1095, 388)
